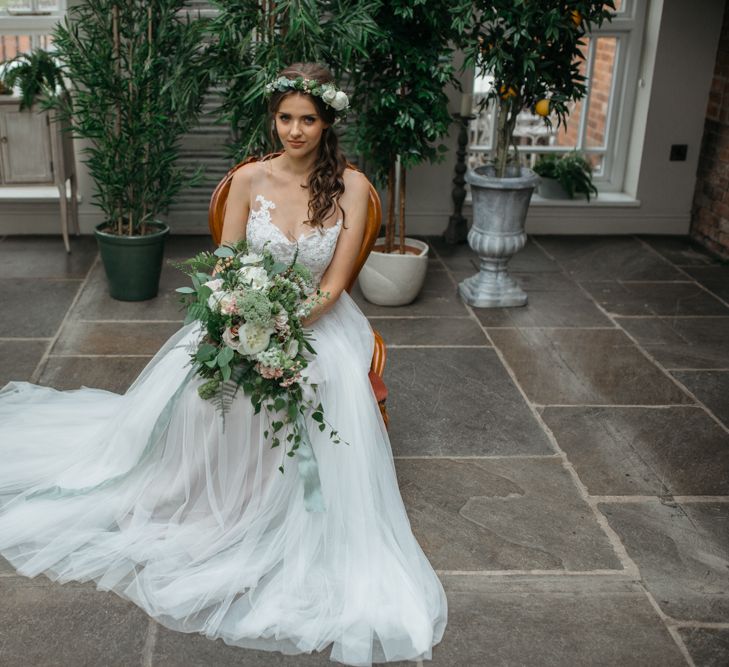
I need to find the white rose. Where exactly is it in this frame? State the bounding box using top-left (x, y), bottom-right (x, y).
top-left (237, 322), bottom-right (274, 356)
top-left (222, 326), bottom-right (239, 350)
top-left (204, 278), bottom-right (223, 291)
top-left (331, 91), bottom-right (349, 111)
top-left (218, 293), bottom-right (238, 315)
top-left (237, 265), bottom-right (270, 290)
top-left (207, 290), bottom-right (225, 311)
top-left (240, 252), bottom-right (263, 265)
top-left (321, 85), bottom-right (337, 104)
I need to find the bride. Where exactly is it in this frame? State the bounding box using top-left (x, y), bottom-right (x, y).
top-left (0, 62), bottom-right (447, 666)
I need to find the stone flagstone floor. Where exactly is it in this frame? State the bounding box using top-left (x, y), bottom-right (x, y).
top-left (0, 233), bottom-right (728, 667)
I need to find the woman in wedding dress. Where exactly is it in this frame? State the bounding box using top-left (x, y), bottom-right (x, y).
top-left (0, 62), bottom-right (447, 666)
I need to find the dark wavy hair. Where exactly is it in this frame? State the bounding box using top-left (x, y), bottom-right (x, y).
top-left (267, 62), bottom-right (348, 230)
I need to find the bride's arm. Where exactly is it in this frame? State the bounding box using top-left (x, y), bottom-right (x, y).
top-left (301, 171), bottom-right (369, 326)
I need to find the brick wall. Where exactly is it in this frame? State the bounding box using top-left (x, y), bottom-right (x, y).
top-left (691, 0), bottom-right (729, 258)
top-left (556, 36), bottom-right (616, 172)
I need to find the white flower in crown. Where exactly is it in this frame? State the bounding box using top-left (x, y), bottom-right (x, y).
top-left (331, 90), bottom-right (349, 111)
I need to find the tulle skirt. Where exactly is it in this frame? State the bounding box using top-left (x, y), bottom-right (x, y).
top-left (0, 291), bottom-right (447, 666)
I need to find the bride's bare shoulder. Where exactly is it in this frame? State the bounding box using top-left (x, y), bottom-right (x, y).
top-left (342, 168), bottom-right (371, 207)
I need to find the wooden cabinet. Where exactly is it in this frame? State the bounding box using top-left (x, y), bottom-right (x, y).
top-left (0, 102), bottom-right (55, 183)
top-left (0, 95), bottom-right (79, 251)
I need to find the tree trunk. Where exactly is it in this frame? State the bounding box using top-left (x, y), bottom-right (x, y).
top-left (398, 167), bottom-right (406, 254)
top-left (385, 160), bottom-right (396, 254)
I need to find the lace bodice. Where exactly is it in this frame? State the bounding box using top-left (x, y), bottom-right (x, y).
top-left (246, 195), bottom-right (342, 284)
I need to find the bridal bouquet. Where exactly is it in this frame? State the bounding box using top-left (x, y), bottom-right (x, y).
top-left (175, 239), bottom-right (343, 473)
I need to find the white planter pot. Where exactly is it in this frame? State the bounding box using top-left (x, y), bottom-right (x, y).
top-left (358, 237), bottom-right (429, 306)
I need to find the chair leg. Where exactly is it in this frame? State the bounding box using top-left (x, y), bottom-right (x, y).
top-left (58, 182), bottom-right (70, 254)
top-left (70, 173), bottom-right (80, 235)
top-left (378, 401), bottom-right (389, 429)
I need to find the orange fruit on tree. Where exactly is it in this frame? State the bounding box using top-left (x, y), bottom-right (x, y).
top-left (571, 10), bottom-right (582, 26)
top-left (535, 99), bottom-right (550, 116)
top-left (499, 84), bottom-right (517, 100)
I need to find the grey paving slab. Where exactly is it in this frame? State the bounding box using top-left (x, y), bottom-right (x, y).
top-left (638, 235), bottom-right (722, 267)
top-left (0, 556), bottom-right (14, 575)
top-left (164, 234), bottom-right (215, 258)
top-left (353, 269), bottom-right (468, 316)
top-left (431, 575), bottom-right (686, 667)
top-left (678, 627), bottom-right (729, 667)
top-left (38, 355), bottom-right (152, 393)
top-left (537, 235), bottom-right (686, 281)
top-left (386, 347), bottom-right (553, 456)
top-left (671, 370), bottom-right (729, 427)
top-left (488, 328), bottom-right (692, 405)
top-left (0, 235), bottom-right (97, 278)
top-left (0, 340), bottom-right (48, 386)
top-left (581, 280), bottom-right (729, 316)
top-left (541, 406), bottom-right (729, 496)
top-left (600, 501), bottom-right (729, 622)
top-left (154, 624), bottom-right (336, 666)
top-left (474, 287), bottom-right (613, 327)
top-left (369, 316), bottom-right (489, 346)
top-left (396, 458), bottom-right (621, 571)
top-left (72, 260), bottom-right (188, 321)
top-left (52, 320), bottom-right (182, 356)
top-left (0, 577), bottom-right (148, 666)
top-left (617, 316), bottom-right (729, 369)
top-left (683, 266), bottom-right (729, 303)
top-left (0, 278), bottom-right (81, 337)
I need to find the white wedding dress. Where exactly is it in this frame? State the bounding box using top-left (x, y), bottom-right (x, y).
top-left (0, 193), bottom-right (447, 666)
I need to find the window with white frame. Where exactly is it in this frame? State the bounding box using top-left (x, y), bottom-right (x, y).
top-left (467, 0), bottom-right (647, 194)
top-left (0, 1), bottom-right (66, 60)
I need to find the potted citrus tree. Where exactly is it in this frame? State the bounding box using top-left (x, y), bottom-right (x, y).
top-left (454, 0), bottom-right (616, 307)
top-left (352, 0), bottom-right (458, 306)
top-left (50, 0), bottom-right (210, 301)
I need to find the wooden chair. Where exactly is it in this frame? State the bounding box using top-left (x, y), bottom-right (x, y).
top-left (208, 155), bottom-right (389, 427)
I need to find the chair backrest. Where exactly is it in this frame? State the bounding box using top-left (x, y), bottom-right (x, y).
top-left (208, 154), bottom-right (382, 293)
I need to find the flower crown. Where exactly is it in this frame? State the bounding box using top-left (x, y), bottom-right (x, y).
top-left (264, 75), bottom-right (349, 114)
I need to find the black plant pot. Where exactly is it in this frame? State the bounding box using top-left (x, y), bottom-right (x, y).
top-left (94, 221), bottom-right (169, 301)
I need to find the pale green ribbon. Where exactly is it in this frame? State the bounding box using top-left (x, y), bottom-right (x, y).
top-left (295, 412), bottom-right (325, 513)
top-left (26, 367), bottom-right (197, 501)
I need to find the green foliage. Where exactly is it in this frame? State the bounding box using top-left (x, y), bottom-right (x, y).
top-left (0, 49), bottom-right (67, 110)
top-left (350, 0), bottom-right (461, 250)
top-left (209, 0), bottom-right (382, 160)
top-left (533, 152), bottom-right (598, 201)
top-left (453, 0), bottom-right (617, 177)
top-left (49, 0), bottom-right (212, 235)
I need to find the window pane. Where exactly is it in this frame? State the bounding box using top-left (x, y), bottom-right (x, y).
top-left (37, 0), bottom-right (60, 12)
top-left (585, 36), bottom-right (618, 149)
top-left (7, 0), bottom-right (33, 12)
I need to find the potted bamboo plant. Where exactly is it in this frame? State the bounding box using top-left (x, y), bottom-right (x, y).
top-left (352, 0), bottom-right (458, 306)
top-left (454, 0), bottom-right (616, 307)
top-left (50, 0), bottom-right (210, 301)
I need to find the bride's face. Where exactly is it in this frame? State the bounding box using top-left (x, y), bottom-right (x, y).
top-left (274, 93), bottom-right (329, 158)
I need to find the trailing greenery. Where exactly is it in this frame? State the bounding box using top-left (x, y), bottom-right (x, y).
top-left (50, 0), bottom-right (211, 236)
top-left (209, 0), bottom-right (381, 160)
top-left (0, 49), bottom-right (67, 110)
top-left (351, 0), bottom-right (460, 253)
top-left (453, 0), bottom-right (617, 178)
top-left (533, 152), bottom-right (598, 201)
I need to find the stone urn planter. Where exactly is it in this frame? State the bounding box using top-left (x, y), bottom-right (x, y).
top-left (458, 166), bottom-right (539, 308)
top-left (358, 237), bottom-right (429, 306)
